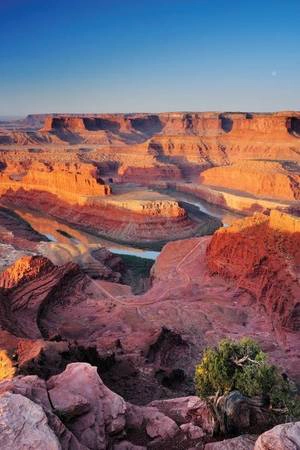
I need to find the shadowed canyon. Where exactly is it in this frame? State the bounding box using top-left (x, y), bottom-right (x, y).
top-left (0, 112), bottom-right (299, 449)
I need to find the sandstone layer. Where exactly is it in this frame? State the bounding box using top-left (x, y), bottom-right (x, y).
top-left (0, 160), bottom-right (110, 205)
top-left (206, 210), bottom-right (300, 332)
top-left (1, 111), bottom-right (300, 218)
top-left (200, 160), bottom-right (300, 202)
top-left (0, 155), bottom-right (222, 245)
top-left (0, 113), bottom-right (299, 450)
top-left (1, 187), bottom-right (221, 247)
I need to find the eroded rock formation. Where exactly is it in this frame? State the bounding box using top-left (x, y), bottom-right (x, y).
top-left (200, 160), bottom-right (300, 202)
top-left (0, 362), bottom-right (216, 449)
top-left (206, 210), bottom-right (300, 332)
top-left (1, 110), bottom-right (300, 219)
top-left (1, 186), bottom-right (221, 246)
top-left (0, 392), bottom-right (61, 450)
top-left (0, 160), bottom-right (110, 205)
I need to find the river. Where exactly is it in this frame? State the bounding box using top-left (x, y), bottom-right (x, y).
top-left (14, 193), bottom-right (241, 264)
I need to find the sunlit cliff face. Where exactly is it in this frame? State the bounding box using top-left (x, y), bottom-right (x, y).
top-left (0, 161), bottom-right (111, 206)
top-left (0, 350), bottom-right (15, 381)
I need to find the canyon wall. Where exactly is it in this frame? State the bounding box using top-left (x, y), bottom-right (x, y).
top-left (38, 112), bottom-right (300, 139)
top-left (0, 161), bottom-right (111, 205)
top-left (206, 210), bottom-right (300, 332)
top-left (0, 158), bottom-right (221, 245)
top-left (200, 160), bottom-right (300, 201)
top-left (1, 110), bottom-right (300, 218)
top-left (1, 188), bottom-right (221, 245)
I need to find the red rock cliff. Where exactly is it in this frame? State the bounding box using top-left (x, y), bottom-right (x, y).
top-left (40, 112), bottom-right (300, 138)
top-left (200, 160), bottom-right (300, 201)
top-left (0, 161), bottom-right (111, 205)
top-left (206, 211), bottom-right (300, 332)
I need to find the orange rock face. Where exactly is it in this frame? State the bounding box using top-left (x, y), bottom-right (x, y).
top-left (0, 111), bottom-right (300, 439)
top-left (206, 210), bottom-right (300, 332)
top-left (117, 163), bottom-right (182, 183)
top-left (200, 160), bottom-right (300, 201)
top-left (0, 255), bottom-right (53, 290)
top-left (0, 161), bottom-right (110, 205)
top-left (38, 112), bottom-right (300, 139)
top-left (1, 111), bottom-right (300, 203)
top-left (1, 188), bottom-right (221, 245)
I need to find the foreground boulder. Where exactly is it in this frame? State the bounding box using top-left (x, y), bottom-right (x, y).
top-left (149, 396), bottom-right (216, 435)
top-left (205, 434), bottom-right (257, 450)
top-left (254, 421), bottom-right (300, 450)
top-left (47, 363), bottom-right (127, 449)
top-left (0, 392), bottom-right (61, 450)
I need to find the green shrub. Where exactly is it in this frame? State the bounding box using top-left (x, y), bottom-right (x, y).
top-left (194, 338), bottom-right (299, 418)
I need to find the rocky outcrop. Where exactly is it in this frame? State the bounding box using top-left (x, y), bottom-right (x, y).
top-left (41, 112), bottom-right (221, 136)
top-left (206, 210), bottom-right (300, 332)
top-left (39, 112), bottom-right (300, 140)
top-left (0, 362), bottom-right (297, 450)
top-left (149, 396), bottom-right (215, 435)
top-left (0, 255), bottom-right (53, 289)
top-left (47, 363), bottom-right (127, 449)
top-left (102, 190), bottom-right (186, 218)
top-left (0, 362), bottom-right (216, 450)
top-left (1, 111), bottom-right (300, 220)
top-left (200, 161), bottom-right (300, 201)
top-left (117, 163), bottom-right (182, 182)
top-left (226, 113), bottom-right (292, 137)
top-left (153, 181), bottom-right (295, 215)
top-left (0, 255), bottom-right (85, 339)
top-left (41, 114), bottom-right (165, 144)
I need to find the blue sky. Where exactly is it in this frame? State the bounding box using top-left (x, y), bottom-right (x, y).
top-left (0, 0), bottom-right (299, 115)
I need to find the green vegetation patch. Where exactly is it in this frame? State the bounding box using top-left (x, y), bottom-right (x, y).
top-left (195, 338), bottom-right (300, 419)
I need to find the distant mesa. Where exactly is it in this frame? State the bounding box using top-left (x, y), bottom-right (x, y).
top-left (37, 111), bottom-right (300, 139)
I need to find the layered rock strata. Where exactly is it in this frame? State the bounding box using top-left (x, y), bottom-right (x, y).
top-left (1, 188), bottom-right (221, 246)
top-left (0, 161), bottom-right (110, 205)
top-left (200, 160), bottom-right (300, 201)
top-left (206, 210), bottom-right (300, 332)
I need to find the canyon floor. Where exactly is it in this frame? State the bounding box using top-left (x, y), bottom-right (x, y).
top-left (0, 112), bottom-right (299, 449)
